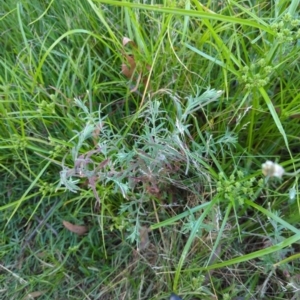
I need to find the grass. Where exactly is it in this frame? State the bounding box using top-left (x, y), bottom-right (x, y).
top-left (1, 0), bottom-right (300, 299)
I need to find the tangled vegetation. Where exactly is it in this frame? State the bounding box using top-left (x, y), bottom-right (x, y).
top-left (1, 0), bottom-right (300, 299)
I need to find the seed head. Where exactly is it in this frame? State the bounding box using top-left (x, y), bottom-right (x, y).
top-left (262, 161), bottom-right (285, 178)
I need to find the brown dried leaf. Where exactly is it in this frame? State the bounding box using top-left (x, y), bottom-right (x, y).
top-left (62, 221), bottom-right (88, 235)
top-left (122, 36), bottom-right (136, 47)
top-left (97, 158), bottom-right (109, 170)
top-left (121, 55), bottom-right (136, 79)
top-left (23, 291), bottom-right (45, 299)
top-left (121, 36), bottom-right (152, 96)
top-left (138, 226), bottom-right (150, 251)
top-left (92, 123), bottom-right (102, 145)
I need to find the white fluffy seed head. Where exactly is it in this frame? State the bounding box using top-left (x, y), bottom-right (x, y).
top-left (262, 161), bottom-right (285, 178)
